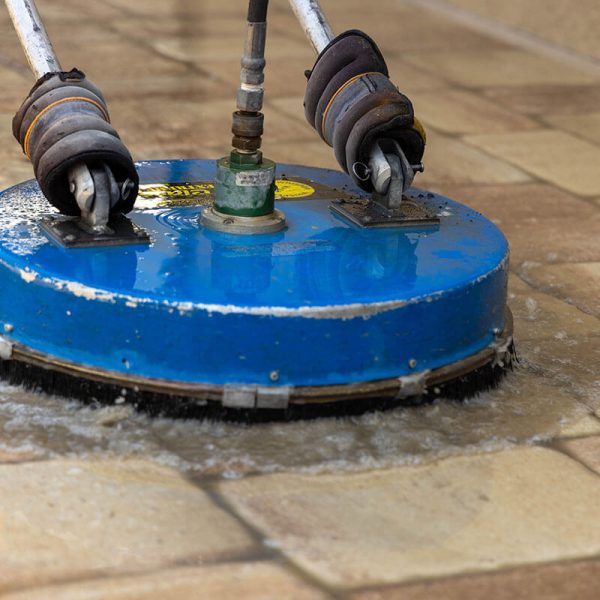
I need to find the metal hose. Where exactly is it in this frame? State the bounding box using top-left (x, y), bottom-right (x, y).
top-left (247, 0), bottom-right (269, 23)
top-left (232, 0), bottom-right (270, 154)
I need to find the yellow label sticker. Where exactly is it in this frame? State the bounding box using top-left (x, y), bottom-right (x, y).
top-left (136, 179), bottom-right (316, 209)
top-left (275, 180), bottom-right (315, 199)
top-left (137, 183), bottom-right (214, 209)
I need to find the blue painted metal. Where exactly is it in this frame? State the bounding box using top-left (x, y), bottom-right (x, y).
top-left (0, 160), bottom-right (508, 388)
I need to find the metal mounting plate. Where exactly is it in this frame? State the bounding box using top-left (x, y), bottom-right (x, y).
top-left (39, 214), bottom-right (151, 248)
top-left (331, 198), bottom-right (440, 228)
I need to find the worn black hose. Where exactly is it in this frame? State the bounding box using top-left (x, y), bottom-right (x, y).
top-left (247, 0), bottom-right (268, 23)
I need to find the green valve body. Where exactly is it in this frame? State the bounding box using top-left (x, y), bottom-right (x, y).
top-left (214, 152), bottom-right (276, 217)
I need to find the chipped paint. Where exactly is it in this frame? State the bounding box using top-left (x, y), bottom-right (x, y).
top-left (63, 281), bottom-right (117, 303)
top-left (1, 248), bottom-right (509, 320)
top-left (19, 269), bottom-right (37, 283)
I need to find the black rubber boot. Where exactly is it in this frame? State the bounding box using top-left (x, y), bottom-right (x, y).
top-left (304, 30), bottom-right (426, 191)
top-left (13, 69), bottom-right (138, 216)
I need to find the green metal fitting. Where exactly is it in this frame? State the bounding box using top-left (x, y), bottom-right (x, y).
top-left (214, 151), bottom-right (276, 217)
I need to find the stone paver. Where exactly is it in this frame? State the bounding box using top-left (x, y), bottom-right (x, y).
top-left (446, 0), bottom-right (600, 62)
top-left (0, 66), bottom-right (29, 107)
top-left (219, 447), bottom-right (600, 589)
top-left (352, 557), bottom-right (600, 600)
top-left (492, 372), bottom-right (600, 442)
top-left (508, 275), bottom-right (600, 341)
top-left (518, 337), bottom-right (600, 410)
top-left (414, 129), bottom-right (530, 189)
top-left (404, 49), bottom-right (599, 88)
top-left (109, 96), bottom-right (315, 161)
top-left (150, 31), bottom-right (311, 66)
top-left (329, 0), bottom-right (510, 55)
top-left (447, 183), bottom-right (600, 265)
top-left (466, 130), bottom-right (600, 196)
top-left (545, 111), bottom-right (600, 145)
top-left (485, 84), bottom-right (600, 116)
top-left (557, 436), bottom-right (600, 475)
top-left (1, 562), bottom-right (329, 600)
top-left (520, 262), bottom-right (600, 317)
top-left (0, 114), bottom-right (25, 158)
top-left (410, 89), bottom-right (538, 135)
top-left (0, 459), bottom-right (256, 593)
top-left (556, 416), bottom-right (600, 439)
top-left (0, 160), bottom-right (33, 191)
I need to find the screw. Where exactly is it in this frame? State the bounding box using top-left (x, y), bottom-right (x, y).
top-left (408, 358), bottom-right (417, 369)
top-left (3, 324), bottom-right (13, 333)
top-left (269, 370), bottom-right (280, 382)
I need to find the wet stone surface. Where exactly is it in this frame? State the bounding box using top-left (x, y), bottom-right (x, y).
top-left (0, 344), bottom-right (597, 479)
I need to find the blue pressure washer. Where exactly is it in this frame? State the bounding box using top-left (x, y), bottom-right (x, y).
top-left (0, 0), bottom-right (513, 419)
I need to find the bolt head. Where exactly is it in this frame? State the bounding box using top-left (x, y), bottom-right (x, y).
top-left (269, 370), bottom-right (280, 382)
top-left (236, 88), bottom-right (263, 113)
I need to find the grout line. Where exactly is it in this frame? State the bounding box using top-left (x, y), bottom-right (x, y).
top-left (349, 553), bottom-right (600, 596)
top-left (196, 479), bottom-right (343, 599)
top-left (549, 437), bottom-right (600, 479)
top-left (0, 555), bottom-right (273, 599)
top-left (397, 0), bottom-right (600, 78)
top-left (73, 2), bottom-right (231, 88)
top-left (455, 131), bottom-right (600, 200)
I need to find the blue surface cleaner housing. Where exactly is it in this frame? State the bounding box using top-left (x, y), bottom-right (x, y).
top-left (0, 160), bottom-right (513, 417)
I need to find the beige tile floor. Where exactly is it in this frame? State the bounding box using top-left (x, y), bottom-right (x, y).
top-left (0, 0), bottom-right (599, 598)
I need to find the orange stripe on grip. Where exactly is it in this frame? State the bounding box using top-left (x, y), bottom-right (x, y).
top-left (320, 71), bottom-right (380, 140)
top-left (23, 96), bottom-right (110, 159)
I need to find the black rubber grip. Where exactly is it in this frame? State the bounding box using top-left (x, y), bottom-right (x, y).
top-left (304, 30), bottom-right (388, 133)
top-left (13, 69), bottom-right (138, 216)
top-left (303, 30), bottom-right (425, 191)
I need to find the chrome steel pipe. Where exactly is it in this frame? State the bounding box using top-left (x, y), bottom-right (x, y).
top-left (237, 0), bottom-right (269, 114)
top-left (288, 0), bottom-right (334, 53)
top-left (4, 0), bottom-right (61, 77)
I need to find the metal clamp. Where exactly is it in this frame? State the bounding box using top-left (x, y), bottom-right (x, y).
top-left (223, 384), bottom-right (291, 409)
top-left (0, 335), bottom-right (14, 360)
